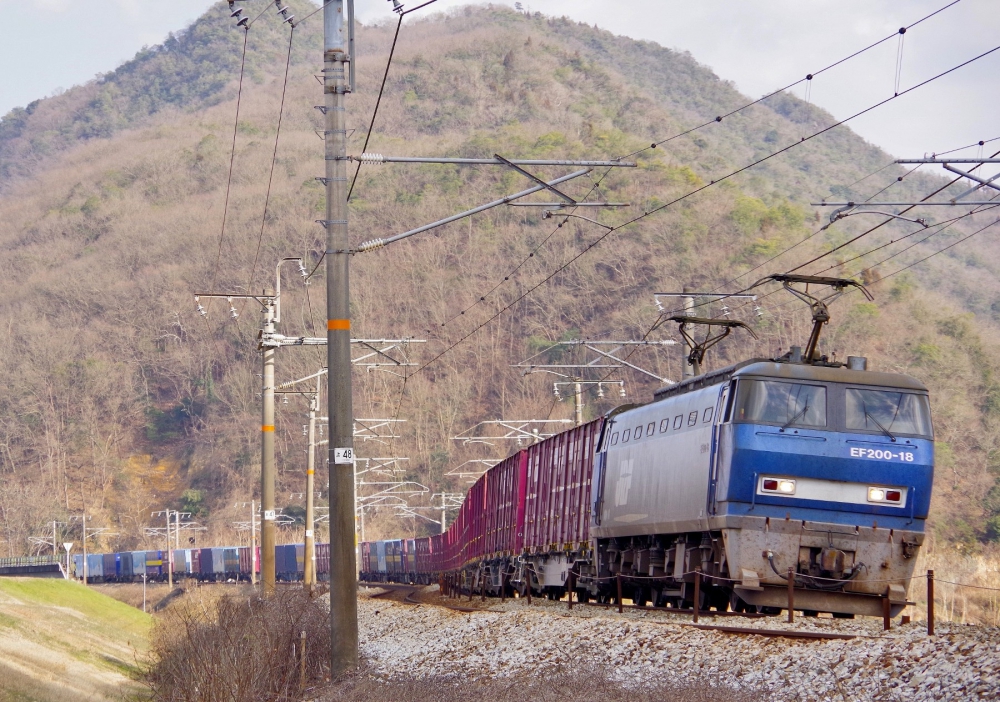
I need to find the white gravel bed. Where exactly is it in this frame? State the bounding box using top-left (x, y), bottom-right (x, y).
top-left (357, 587), bottom-right (1000, 701)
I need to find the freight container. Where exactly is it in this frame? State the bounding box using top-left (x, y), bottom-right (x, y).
top-left (375, 541), bottom-right (387, 574)
top-left (131, 551), bottom-right (147, 578)
top-left (223, 548), bottom-right (239, 578)
top-left (146, 550), bottom-right (163, 578)
top-left (316, 542), bottom-right (330, 580)
top-left (102, 553), bottom-right (117, 581)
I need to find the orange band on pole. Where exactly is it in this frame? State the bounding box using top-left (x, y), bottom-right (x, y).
top-left (262, 425), bottom-right (275, 432)
top-left (328, 319), bottom-right (350, 330)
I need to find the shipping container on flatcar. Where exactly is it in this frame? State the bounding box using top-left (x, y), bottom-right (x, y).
top-left (146, 550), bottom-right (163, 579)
top-left (102, 553), bottom-right (116, 581)
top-left (86, 553), bottom-right (104, 581)
top-left (316, 542), bottom-right (330, 580)
top-left (484, 450), bottom-right (528, 559)
top-left (132, 551), bottom-right (148, 578)
top-left (375, 541), bottom-right (387, 575)
top-left (191, 548), bottom-right (201, 575)
top-left (223, 548), bottom-right (239, 579)
top-left (295, 544), bottom-right (305, 579)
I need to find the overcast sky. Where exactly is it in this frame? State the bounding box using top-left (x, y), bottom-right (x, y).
top-left (2, 0), bottom-right (997, 159)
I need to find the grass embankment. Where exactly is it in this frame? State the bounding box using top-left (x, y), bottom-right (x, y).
top-left (0, 577), bottom-right (151, 701)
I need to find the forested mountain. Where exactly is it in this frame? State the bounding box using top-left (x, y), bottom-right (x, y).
top-left (1, 1), bottom-right (999, 555)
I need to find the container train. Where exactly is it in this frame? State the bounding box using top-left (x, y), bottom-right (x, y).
top-left (71, 543), bottom-right (329, 583)
top-left (361, 350), bottom-right (934, 617)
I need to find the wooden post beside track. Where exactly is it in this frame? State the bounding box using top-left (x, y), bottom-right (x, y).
top-left (617, 574), bottom-right (623, 614)
top-left (693, 568), bottom-right (702, 622)
top-left (787, 567), bottom-right (795, 624)
top-left (299, 630), bottom-right (307, 690)
top-left (882, 594), bottom-right (891, 631)
top-left (927, 570), bottom-right (935, 636)
top-left (568, 571), bottom-right (575, 610)
top-left (501, 570), bottom-right (507, 603)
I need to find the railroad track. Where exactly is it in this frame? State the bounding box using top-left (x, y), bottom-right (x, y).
top-left (360, 582), bottom-right (863, 640)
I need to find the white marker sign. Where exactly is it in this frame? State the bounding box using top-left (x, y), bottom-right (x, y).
top-left (334, 447), bottom-right (355, 465)
top-left (263, 510), bottom-right (276, 521)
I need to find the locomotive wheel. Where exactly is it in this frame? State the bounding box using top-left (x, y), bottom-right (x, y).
top-left (729, 591), bottom-right (758, 614)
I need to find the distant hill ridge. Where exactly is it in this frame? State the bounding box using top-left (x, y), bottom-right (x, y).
top-left (1, 2), bottom-right (999, 558)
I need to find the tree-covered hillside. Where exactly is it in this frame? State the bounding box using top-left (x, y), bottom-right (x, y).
top-left (1, 2), bottom-right (999, 556)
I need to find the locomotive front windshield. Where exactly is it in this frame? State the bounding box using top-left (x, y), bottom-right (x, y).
top-left (735, 380), bottom-right (826, 427)
top-left (846, 388), bottom-right (932, 438)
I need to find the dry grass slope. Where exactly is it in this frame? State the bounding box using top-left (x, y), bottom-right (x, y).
top-left (0, 577), bottom-right (150, 702)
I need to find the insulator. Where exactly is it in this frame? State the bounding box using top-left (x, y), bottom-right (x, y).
top-left (359, 153), bottom-right (385, 164)
top-left (236, 17), bottom-right (248, 28)
top-left (197, 304), bottom-right (207, 317)
top-left (282, 395), bottom-right (289, 404)
top-left (298, 262), bottom-right (308, 277)
top-left (231, 8), bottom-right (243, 18)
top-left (619, 384), bottom-right (627, 398)
top-left (755, 305), bottom-right (764, 318)
top-left (597, 384), bottom-right (604, 399)
top-left (303, 425), bottom-right (308, 436)
top-left (230, 307), bottom-right (239, 320)
top-left (721, 305), bottom-right (730, 318)
top-left (283, 14), bottom-right (294, 24)
top-left (357, 238), bottom-right (386, 253)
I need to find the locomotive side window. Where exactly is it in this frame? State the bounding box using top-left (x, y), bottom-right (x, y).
top-left (687, 411), bottom-right (698, 427)
top-left (646, 422), bottom-right (656, 436)
top-left (634, 425), bottom-right (643, 439)
top-left (673, 415), bottom-right (683, 430)
top-left (659, 419), bottom-right (670, 433)
top-left (622, 429), bottom-right (631, 442)
top-left (735, 379), bottom-right (827, 427)
top-left (846, 388), bottom-right (932, 438)
top-left (610, 432), bottom-right (619, 446)
top-left (702, 407), bottom-right (713, 423)
top-left (723, 381), bottom-right (738, 422)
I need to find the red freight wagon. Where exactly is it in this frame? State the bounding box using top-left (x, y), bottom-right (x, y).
top-left (523, 418), bottom-right (603, 553)
top-left (360, 542), bottom-right (372, 575)
top-left (429, 533), bottom-right (445, 572)
top-left (414, 537), bottom-right (431, 574)
top-left (191, 548), bottom-right (201, 575)
top-left (483, 450), bottom-right (528, 558)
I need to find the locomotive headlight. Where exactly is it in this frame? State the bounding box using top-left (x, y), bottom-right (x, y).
top-left (868, 487), bottom-right (886, 502)
top-left (761, 477), bottom-right (796, 495)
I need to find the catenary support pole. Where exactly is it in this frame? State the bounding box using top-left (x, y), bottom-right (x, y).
top-left (682, 287), bottom-right (695, 379)
top-left (304, 376), bottom-right (319, 591)
top-left (251, 499), bottom-right (257, 586)
top-left (166, 512), bottom-right (173, 589)
top-left (574, 381), bottom-right (583, 427)
top-left (81, 513), bottom-right (87, 585)
top-left (262, 298), bottom-right (277, 596)
top-left (325, 0), bottom-right (359, 676)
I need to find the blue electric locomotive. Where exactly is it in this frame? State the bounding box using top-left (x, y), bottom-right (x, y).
top-left (589, 354), bottom-right (932, 616)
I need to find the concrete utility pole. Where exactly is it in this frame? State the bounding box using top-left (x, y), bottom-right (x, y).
top-left (323, 0), bottom-right (358, 675)
top-left (261, 296), bottom-right (277, 596)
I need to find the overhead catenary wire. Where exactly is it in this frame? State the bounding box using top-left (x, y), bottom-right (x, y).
top-left (401, 41), bottom-right (1000, 379)
top-left (240, 25), bottom-right (296, 317)
top-left (618, 0), bottom-right (963, 162)
top-left (206, 26), bottom-right (250, 316)
top-left (348, 13), bottom-right (404, 201)
top-left (422, 1), bottom-right (967, 333)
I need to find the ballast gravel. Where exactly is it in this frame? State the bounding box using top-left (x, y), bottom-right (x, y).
top-left (354, 587), bottom-right (1000, 701)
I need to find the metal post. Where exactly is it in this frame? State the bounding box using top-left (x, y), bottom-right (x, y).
top-left (883, 593), bottom-right (891, 631)
top-left (501, 570), bottom-right (507, 603)
top-left (927, 569), bottom-right (935, 636)
top-left (81, 513), bottom-right (87, 585)
top-left (166, 511), bottom-right (173, 589)
top-left (481, 569), bottom-right (486, 602)
top-left (325, 4), bottom-right (357, 673)
top-left (262, 297), bottom-right (277, 596)
top-left (568, 571), bottom-right (574, 610)
top-left (617, 573), bottom-right (623, 614)
top-left (250, 499), bottom-right (257, 586)
top-left (304, 378), bottom-right (319, 591)
top-left (682, 288), bottom-right (695, 379)
top-left (693, 567), bottom-right (701, 623)
top-left (573, 381), bottom-right (583, 427)
top-left (526, 574), bottom-right (532, 605)
top-left (787, 567), bottom-right (795, 624)
top-left (175, 510), bottom-right (180, 550)
top-left (52, 521), bottom-right (57, 559)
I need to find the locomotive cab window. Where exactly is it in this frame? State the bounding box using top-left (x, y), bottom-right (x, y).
top-left (735, 379), bottom-right (827, 428)
top-left (702, 407), bottom-right (713, 423)
top-left (846, 388), bottom-right (932, 438)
